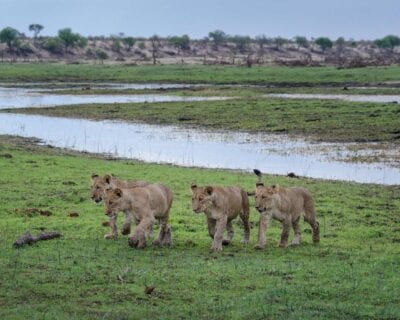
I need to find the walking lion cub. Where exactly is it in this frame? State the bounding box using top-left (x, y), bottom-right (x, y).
top-left (90, 174), bottom-right (149, 238)
top-left (252, 170), bottom-right (320, 249)
top-left (90, 173), bottom-right (148, 203)
top-left (103, 183), bottom-right (173, 248)
top-left (191, 184), bottom-right (250, 252)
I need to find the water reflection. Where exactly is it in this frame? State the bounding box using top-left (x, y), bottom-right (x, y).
top-left (0, 87), bottom-right (227, 109)
top-left (0, 113), bottom-right (398, 185)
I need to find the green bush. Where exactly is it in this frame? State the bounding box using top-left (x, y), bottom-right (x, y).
top-left (168, 35), bottom-right (190, 51)
top-left (315, 37), bottom-right (333, 52)
top-left (58, 28), bottom-right (86, 52)
top-left (43, 37), bottom-right (64, 54)
top-left (96, 49), bottom-right (108, 63)
top-left (0, 27), bottom-right (20, 52)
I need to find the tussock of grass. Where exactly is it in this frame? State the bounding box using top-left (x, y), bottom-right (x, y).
top-left (0, 137), bottom-right (399, 319)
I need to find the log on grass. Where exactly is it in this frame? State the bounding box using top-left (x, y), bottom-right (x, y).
top-left (13, 231), bottom-right (62, 248)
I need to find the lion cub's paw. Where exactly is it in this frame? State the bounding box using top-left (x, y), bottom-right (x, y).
top-left (254, 243), bottom-right (265, 250)
top-left (121, 225), bottom-right (131, 235)
top-left (104, 233), bottom-right (117, 240)
top-left (210, 245), bottom-right (223, 252)
top-left (128, 236), bottom-right (139, 248)
top-left (137, 241), bottom-right (146, 249)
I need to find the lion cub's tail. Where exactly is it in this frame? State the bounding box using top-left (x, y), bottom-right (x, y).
top-left (253, 169), bottom-right (262, 180)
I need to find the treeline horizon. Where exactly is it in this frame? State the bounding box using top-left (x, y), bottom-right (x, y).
top-left (1, 24), bottom-right (399, 67)
top-left (1, 24), bottom-right (399, 46)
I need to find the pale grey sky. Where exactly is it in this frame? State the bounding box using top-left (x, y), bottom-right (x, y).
top-left (0, 0), bottom-right (399, 40)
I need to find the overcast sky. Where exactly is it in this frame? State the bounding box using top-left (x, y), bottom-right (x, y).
top-left (1, 0), bottom-right (399, 40)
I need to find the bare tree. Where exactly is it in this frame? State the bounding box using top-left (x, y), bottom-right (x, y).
top-left (255, 34), bottom-right (271, 51)
top-left (335, 37), bottom-right (346, 59)
top-left (150, 34), bottom-right (161, 65)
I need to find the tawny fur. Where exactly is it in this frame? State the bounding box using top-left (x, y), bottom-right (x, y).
top-left (90, 174), bottom-right (149, 238)
top-left (191, 184), bottom-right (250, 252)
top-left (254, 184), bottom-right (320, 249)
top-left (103, 184), bottom-right (173, 248)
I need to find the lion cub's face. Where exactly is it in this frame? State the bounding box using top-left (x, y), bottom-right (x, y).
top-left (90, 174), bottom-right (112, 203)
top-left (255, 184), bottom-right (277, 213)
top-left (190, 184), bottom-right (214, 214)
top-left (103, 188), bottom-right (124, 217)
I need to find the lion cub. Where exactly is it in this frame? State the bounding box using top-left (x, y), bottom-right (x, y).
top-left (191, 184), bottom-right (250, 252)
top-left (253, 170), bottom-right (320, 249)
top-left (90, 174), bottom-right (149, 239)
top-left (90, 174), bottom-right (148, 203)
top-left (103, 184), bottom-right (173, 248)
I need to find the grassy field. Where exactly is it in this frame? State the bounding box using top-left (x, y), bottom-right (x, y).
top-left (0, 136), bottom-right (399, 319)
top-left (7, 97), bottom-right (400, 143)
top-left (1, 63), bottom-right (400, 85)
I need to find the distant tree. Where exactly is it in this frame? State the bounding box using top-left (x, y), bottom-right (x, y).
top-left (85, 48), bottom-right (95, 58)
top-left (315, 37), bottom-right (333, 52)
top-left (28, 24), bottom-right (43, 39)
top-left (111, 38), bottom-right (121, 52)
top-left (0, 27), bottom-right (20, 53)
top-left (274, 36), bottom-right (289, 50)
top-left (77, 36), bottom-right (87, 48)
top-left (374, 35), bottom-right (400, 52)
top-left (96, 49), bottom-right (108, 64)
top-left (42, 37), bottom-right (64, 54)
top-left (335, 37), bottom-right (346, 55)
top-left (150, 34), bottom-right (161, 65)
top-left (294, 36), bottom-right (309, 49)
top-left (208, 30), bottom-right (227, 50)
top-left (123, 37), bottom-right (136, 51)
top-left (168, 35), bottom-right (190, 52)
top-left (255, 34), bottom-right (271, 50)
top-left (229, 35), bottom-right (251, 53)
top-left (57, 28), bottom-right (86, 53)
top-left (335, 37), bottom-right (345, 47)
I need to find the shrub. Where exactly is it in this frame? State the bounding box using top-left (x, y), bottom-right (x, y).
top-left (96, 49), bottom-right (108, 63)
top-left (315, 37), bottom-right (333, 52)
top-left (43, 37), bottom-right (64, 54)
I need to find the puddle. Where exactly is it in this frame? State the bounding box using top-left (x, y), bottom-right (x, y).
top-left (0, 82), bottom-right (201, 90)
top-left (0, 87), bottom-right (227, 109)
top-left (265, 93), bottom-right (400, 103)
top-left (0, 113), bottom-right (398, 185)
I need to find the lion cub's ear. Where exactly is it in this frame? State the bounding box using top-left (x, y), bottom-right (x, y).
top-left (205, 186), bottom-right (213, 195)
top-left (104, 174), bottom-right (112, 184)
top-left (272, 185), bottom-right (279, 193)
top-left (91, 173), bottom-right (99, 179)
top-left (190, 183), bottom-right (197, 192)
top-left (256, 182), bottom-right (264, 187)
top-left (114, 188), bottom-right (123, 197)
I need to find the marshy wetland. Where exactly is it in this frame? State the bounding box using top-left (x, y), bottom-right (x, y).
top-left (0, 64), bottom-right (399, 319)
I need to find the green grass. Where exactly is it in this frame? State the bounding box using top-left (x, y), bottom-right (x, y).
top-left (1, 63), bottom-right (400, 84)
top-left (0, 136), bottom-right (399, 319)
top-left (8, 97), bottom-right (400, 143)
